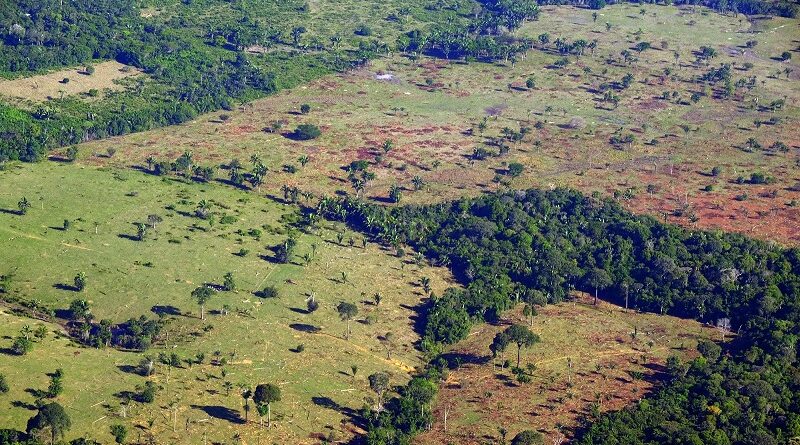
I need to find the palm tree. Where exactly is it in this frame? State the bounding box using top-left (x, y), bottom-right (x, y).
top-left (239, 385), bottom-right (252, 422)
top-left (17, 197), bottom-right (31, 215)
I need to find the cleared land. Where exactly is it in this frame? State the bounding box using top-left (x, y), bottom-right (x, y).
top-left (0, 61), bottom-right (141, 103)
top-left (79, 4), bottom-right (800, 244)
top-left (414, 295), bottom-right (717, 445)
top-left (0, 161), bottom-right (455, 444)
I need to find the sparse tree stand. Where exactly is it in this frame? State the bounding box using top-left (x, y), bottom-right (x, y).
top-left (253, 383), bottom-right (281, 428)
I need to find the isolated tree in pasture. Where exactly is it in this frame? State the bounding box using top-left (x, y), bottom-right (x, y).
top-left (223, 272), bottom-right (236, 291)
top-left (337, 302), bottom-right (358, 339)
top-left (135, 223), bottom-right (147, 241)
top-left (505, 324), bottom-right (540, 368)
top-left (223, 381), bottom-right (234, 396)
top-left (192, 286), bottom-right (216, 320)
top-left (18, 197), bottom-right (31, 215)
top-left (253, 383), bottom-right (281, 427)
top-left (240, 386), bottom-right (252, 422)
top-left (147, 214), bottom-right (162, 229)
top-left (72, 272), bottom-right (87, 292)
top-left (27, 402), bottom-right (71, 445)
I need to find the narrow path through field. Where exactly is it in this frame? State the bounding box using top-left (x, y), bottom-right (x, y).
top-left (312, 330), bottom-right (416, 373)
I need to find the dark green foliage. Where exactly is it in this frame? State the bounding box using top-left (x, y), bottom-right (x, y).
top-left (222, 272), bottom-right (236, 292)
top-left (274, 237), bottom-right (297, 263)
top-left (512, 430), bottom-right (545, 445)
top-left (0, 374), bottom-right (8, 393)
top-left (258, 285), bottom-right (279, 299)
top-left (11, 335), bottom-right (33, 355)
top-left (136, 381), bottom-right (157, 403)
top-left (318, 188), bottom-right (800, 444)
top-left (293, 124), bottom-right (321, 140)
top-left (26, 402), bottom-right (71, 444)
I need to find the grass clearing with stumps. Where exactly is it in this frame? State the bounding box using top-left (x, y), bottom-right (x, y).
top-left (0, 161), bottom-right (455, 444)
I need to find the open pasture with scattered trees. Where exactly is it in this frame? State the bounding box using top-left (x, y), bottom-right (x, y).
top-left (74, 3), bottom-right (800, 244)
top-left (1, 0), bottom-right (799, 444)
top-left (0, 161), bottom-right (455, 444)
top-left (415, 296), bottom-right (716, 444)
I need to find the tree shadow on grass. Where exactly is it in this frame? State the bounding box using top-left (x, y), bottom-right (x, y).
top-left (311, 396), bottom-right (365, 431)
top-left (190, 405), bottom-right (244, 424)
top-left (441, 351), bottom-right (490, 369)
top-left (289, 323), bottom-right (320, 334)
top-left (11, 400), bottom-right (37, 410)
top-left (151, 305), bottom-right (182, 317)
top-left (53, 283), bottom-right (79, 292)
top-left (0, 208), bottom-right (22, 215)
top-left (116, 365), bottom-right (139, 375)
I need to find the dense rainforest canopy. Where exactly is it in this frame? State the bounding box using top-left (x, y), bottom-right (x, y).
top-left (318, 188), bottom-right (800, 444)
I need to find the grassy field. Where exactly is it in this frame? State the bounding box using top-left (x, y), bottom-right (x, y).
top-left (2, 3), bottom-right (799, 444)
top-left (414, 294), bottom-right (717, 445)
top-left (0, 61), bottom-right (142, 104)
top-left (78, 4), bottom-right (799, 244)
top-left (0, 161), bottom-right (456, 444)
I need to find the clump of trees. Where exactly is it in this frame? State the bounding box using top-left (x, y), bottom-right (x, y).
top-left (319, 187), bottom-right (800, 444)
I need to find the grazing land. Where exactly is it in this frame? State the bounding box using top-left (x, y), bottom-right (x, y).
top-left (0, 161), bottom-right (455, 444)
top-left (1, 2), bottom-right (799, 445)
top-left (79, 4), bottom-right (799, 244)
top-left (414, 295), bottom-right (716, 444)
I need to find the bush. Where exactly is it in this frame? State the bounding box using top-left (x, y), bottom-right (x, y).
top-left (749, 172), bottom-right (774, 184)
top-left (293, 124), bottom-right (321, 140)
top-left (11, 336), bottom-right (33, 355)
top-left (354, 25), bottom-right (372, 36)
top-left (300, 104), bottom-right (311, 114)
top-left (259, 285), bottom-right (279, 298)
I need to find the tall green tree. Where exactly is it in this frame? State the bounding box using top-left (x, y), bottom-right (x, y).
top-left (336, 302), bottom-right (359, 339)
top-left (27, 402), bottom-right (71, 445)
top-left (505, 325), bottom-right (540, 368)
top-left (253, 383), bottom-right (281, 428)
top-left (191, 286), bottom-right (216, 320)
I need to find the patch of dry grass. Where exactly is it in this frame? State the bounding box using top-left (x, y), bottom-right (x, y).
top-left (0, 61), bottom-right (141, 103)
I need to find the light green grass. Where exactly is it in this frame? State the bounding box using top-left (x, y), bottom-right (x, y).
top-left (0, 161), bottom-right (456, 444)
